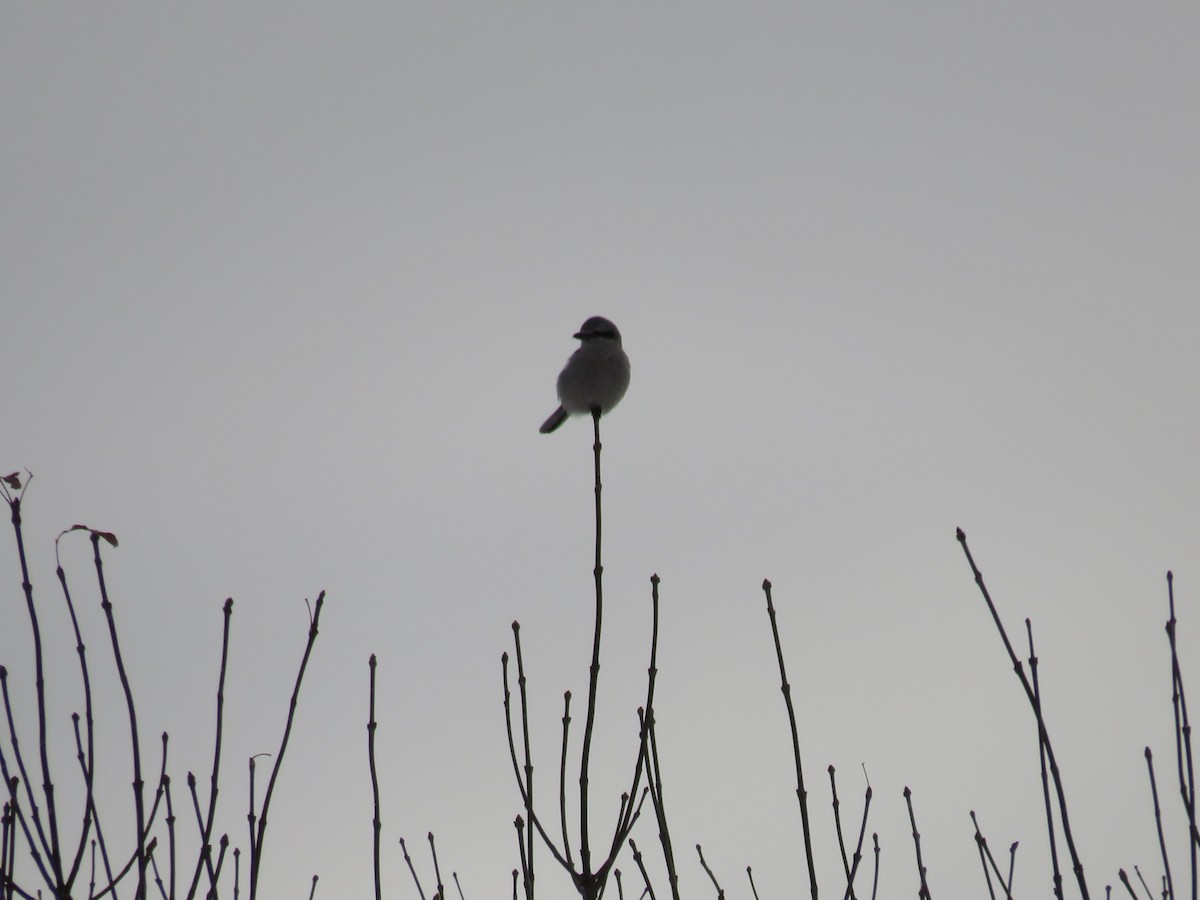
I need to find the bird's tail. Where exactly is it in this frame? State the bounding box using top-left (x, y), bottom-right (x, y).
top-left (539, 406), bottom-right (569, 434)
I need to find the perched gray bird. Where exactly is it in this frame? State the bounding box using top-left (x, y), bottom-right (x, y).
top-left (539, 316), bottom-right (631, 434)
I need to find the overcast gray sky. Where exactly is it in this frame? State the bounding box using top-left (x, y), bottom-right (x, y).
top-left (3, 3), bottom-right (1199, 897)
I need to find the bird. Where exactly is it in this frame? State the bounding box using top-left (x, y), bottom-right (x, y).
top-left (539, 316), bottom-right (631, 434)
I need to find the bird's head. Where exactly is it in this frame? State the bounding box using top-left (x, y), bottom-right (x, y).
top-left (574, 316), bottom-right (622, 344)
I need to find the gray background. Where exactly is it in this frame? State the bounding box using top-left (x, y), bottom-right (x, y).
top-left (3, 3), bottom-right (1198, 896)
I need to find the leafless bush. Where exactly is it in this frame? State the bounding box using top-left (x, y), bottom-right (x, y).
top-left (6, 445), bottom-right (1196, 900)
top-left (0, 472), bottom-right (323, 900)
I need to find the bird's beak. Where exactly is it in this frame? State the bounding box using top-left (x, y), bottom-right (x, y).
top-left (573, 330), bottom-right (586, 340)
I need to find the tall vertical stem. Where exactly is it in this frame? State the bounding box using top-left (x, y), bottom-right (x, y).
top-left (579, 409), bottom-right (605, 878)
top-left (368, 655), bottom-right (382, 900)
top-left (92, 532), bottom-right (147, 899)
top-left (11, 498), bottom-right (63, 889)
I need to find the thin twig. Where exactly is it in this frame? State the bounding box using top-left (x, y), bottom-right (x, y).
top-left (644, 713), bottom-right (679, 900)
top-left (186, 599), bottom-right (233, 900)
top-left (614, 576), bottom-right (663, 846)
top-left (429, 832), bottom-right (446, 900)
top-left (1027, 619), bottom-right (1065, 900)
top-left (246, 754), bottom-right (265, 887)
top-left (904, 787), bottom-right (931, 899)
top-left (1145, 747), bottom-right (1175, 900)
top-left (186, 773), bottom-right (216, 892)
top-left (829, 766), bottom-right (852, 896)
top-left (695, 845), bottom-right (725, 900)
top-left (9, 496), bottom-right (64, 890)
top-left (1, 799), bottom-right (12, 894)
top-left (500, 651), bottom-right (571, 872)
top-left (68, 729), bottom-right (117, 900)
top-left (208, 835), bottom-right (229, 899)
top-left (368, 655), bottom-right (382, 900)
top-left (628, 840), bottom-right (657, 900)
top-left (1166, 571), bottom-right (1199, 900)
top-left (560, 691), bottom-right (574, 869)
top-left (975, 829), bottom-right (997, 900)
top-left (53, 540), bottom-right (97, 891)
top-left (969, 810), bottom-right (1012, 900)
top-left (760, 580), bottom-right (818, 899)
top-left (149, 848), bottom-right (167, 900)
top-left (1134, 865), bottom-right (1155, 900)
top-left (957, 528), bottom-right (1090, 900)
top-left (515, 818), bottom-right (531, 900)
top-left (0, 673), bottom-right (56, 890)
top-left (747, 867), bottom-right (761, 900)
top-left (512, 625), bottom-right (535, 900)
top-left (164, 774), bottom-right (176, 900)
top-left (870, 834), bottom-right (880, 900)
top-left (92, 734), bottom-right (171, 899)
top-left (607, 576), bottom-right (668, 899)
top-left (841, 784), bottom-right (872, 900)
top-left (92, 531), bottom-right (148, 899)
top-left (248, 592), bottom-right (325, 899)
top-left (400, 837), bottom-right (426, 900)
top-left (2, 789), bottom-right (38, 900)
